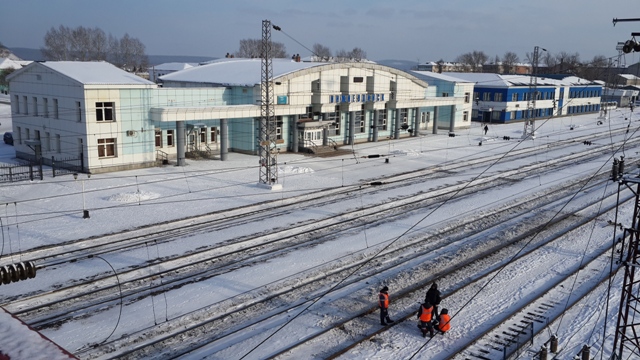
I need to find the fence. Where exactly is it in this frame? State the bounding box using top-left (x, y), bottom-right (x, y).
top-left (0, 160), bottom-right (43, 183)
top-left (51, 155), bottom-right (83, 177)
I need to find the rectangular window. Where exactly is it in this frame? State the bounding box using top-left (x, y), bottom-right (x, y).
top-left (276, 116), bottom-right (283, 140)
top-left (400, 108), bottom-right (408, 126)
top-left (33, 97), bottom-right (38, 116)
top-left (14, 95), bottom-right (19, 113)
top-left (354, 111), bottom-right (364, 133)
top-left (53, 99), bottom-right (59, 119)
top-left (167, 130), bottom-right (175, 147)
top-left (200, 128), bottom-right (207, 143)
top-left (473, 92), bottom-right (478, 103)
top-left (95, 102), bottom-right (115, 121)
top-left (464, 92), bottom-right (470, 103)
top-left (210, 127), bottom-right (217, 142)
top-left (23, 96), bottom-right (28, 115)
top-left (353, 77), bottom-right (363, 83)
top-left (56, 134), bottom-right (61, 153)
top-left (76, 102), bottom-right (82, 122)
top-left (511, 111), bottom-right (517, 120)
top-left (463, 111), bottom-right (469, 121)
top-left (483, 92), bottom-right (490, 101)
top-left (25, 128), bottom-right (30, 140)
top-left (44, 98), bottom-right (49, 118)
top-left (512, 93), bottom-right (518, 102)
top-left (492, 111), bottom-right (500, 121)
top-left (97, 138), bottom-right (116, 158)
top-left (155, 129), bottom-right (162, 148)
top-left (472, 109), bottom-right (478, 118)
top-left (378, 109), bottom-right (387, 130)
top-left (494, 93), bottom-right (502, 102)
top-left (45, 132), bottom-right (51, 151)
top-left (17, 127), bottom-right (21, 144)
top-left (442, 92), bottom-right (449, 97)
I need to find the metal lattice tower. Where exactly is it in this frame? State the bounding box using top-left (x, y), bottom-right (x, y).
top-left (613, 176), bottom-right (640, 360)
top-left (522, 45), bottom-right (545, 140)
top-left (258, 19), bottom-right (278, 187)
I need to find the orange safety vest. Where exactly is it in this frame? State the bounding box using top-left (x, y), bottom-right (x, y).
top-left (379, 292), bottom-right (389, 309)
top-left (438, 314), bottom-right (451, 332)
top-left (419, 305), bottom-right (433, 322)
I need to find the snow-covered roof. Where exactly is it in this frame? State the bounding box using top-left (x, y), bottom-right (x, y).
top-left (619, 74), bottom-right (640, 80)
top-left (151, 62), bottom-right (197, 71)
top-left (9, 61), bottom-right (155, 86)
top-left (160, 58), bottom-right (327, 86)
top-left (442, 72), bottom-right (599, 87)
top-left (410, 70), bottom-right (474, 84)
top-left (0, 58), bottom-right (23, 70)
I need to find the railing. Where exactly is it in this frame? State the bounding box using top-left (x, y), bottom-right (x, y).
top-left (156, 149), bottom-right (169, 165)
top-left (0, 160), bottom-right (43, 183)
top-left (51, 154), bottom-right (83, 177)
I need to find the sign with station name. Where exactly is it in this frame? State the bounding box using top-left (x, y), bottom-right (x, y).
top-left (329, 94), bottom-right (385, 104)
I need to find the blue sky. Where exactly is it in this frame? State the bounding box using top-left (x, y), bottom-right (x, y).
top-left (2, 0), bottom-right (640, 64)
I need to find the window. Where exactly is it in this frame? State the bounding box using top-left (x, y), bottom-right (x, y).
top-left (511, 111), bottom-right (517, 120)
top-left (492, 111), bottom-right (500, 121)
top-left (355, 111), bottom-right (364, 133)
top-left (44, 98), bottom-right (49, 118)
top-left (328, 106), bottom-right (340, 136)
top-left (167, 130), bottom-right (174, 146)
top-left (14, 95), bottom-right (19, 113)
top-left (442, 92), bottom-right (449, 97)
top-left (464, 92), bottom-right (470, 103)
top-left (76, 101), bottom-right (82, 122)
top-left (200, 128), bottom-right (207, 143)
top-left (210, 127), bottom-right (217, 142)
top-left (473, 92), bottom-right (478, 103)
top-left (378, 109), bottom-right (387, 130)
top-left (55, 134), bottom-right (61, 153)
top-left (17, 127), bottom-right (21, 144)
top-left (512, 93), bottom-right (518, 102)
top-left (353, 77), bottom-right (363, 83)
top-left (97, 138), bottom-right (116, 158)
top-left (45, 132), bottom-right (51, 151)
top-left (25, 128), bottom-right (30, 141)
top-left (483, 92), bottom-right (490, 101)
top-left (23, 96), bottom-right (28, 115)
top-left (155, 129), bottom-right (162, 148)
top-left (33, 97), bottom-right (38, 116)
top-left (53, 99), bottom-right (59, 119)
top-left (276, 116), bottom-right (283, 140)
top-left (96, 102), bottom-right (115, 121)
top-left (463, 111), bottom-right (469, 122)
top-left (400, 108), bottom-right (408, 127)
top-left (494, 93), bottom-right (502, 102)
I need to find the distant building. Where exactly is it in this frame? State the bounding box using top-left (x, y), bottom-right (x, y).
top-left (443, 73), bottom-right (603, 123)
top-left (8, 59), bottom-right (473, 174)
top-left (418, 61), bottom-right (533, 75)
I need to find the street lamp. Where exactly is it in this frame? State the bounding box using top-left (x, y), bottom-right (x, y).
top-left (73, 173), bottom-right (91, 219)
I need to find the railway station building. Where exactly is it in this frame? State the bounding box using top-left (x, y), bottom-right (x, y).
top-left (443, 72), bottom-right (603, 124)
top-left (7, 59), bottom-right (474, 174)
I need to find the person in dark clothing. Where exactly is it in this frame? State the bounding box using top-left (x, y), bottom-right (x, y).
top-left (417, 301), bottom-right (435, 337)
top-left (425, 283), bottom-right (442, 321)
top-left (378, 286), bottom-right (393, 325)
top-left (484, 124), bottom-right (489, 135)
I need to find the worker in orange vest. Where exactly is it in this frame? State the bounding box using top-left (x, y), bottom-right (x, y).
top-left (378, 286), bottom-right (394, 326)
top-left (417, 301), bottom-right (435, 337)
top-left (437, 308), bottom-right (451, 334)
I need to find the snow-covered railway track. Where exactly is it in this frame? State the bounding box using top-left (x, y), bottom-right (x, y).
top-left (75, 174), bottom-right (625, 359)
top-left (11, 131), bottom-right (629, 330)
top-left (449, 240), bottom-right (617, 360)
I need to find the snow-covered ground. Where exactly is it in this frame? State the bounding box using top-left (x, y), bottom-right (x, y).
top-left (0, 102), bottom-right (638, 360)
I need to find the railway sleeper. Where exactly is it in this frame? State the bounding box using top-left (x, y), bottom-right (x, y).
top-left (526, 311), bottom-right (546, 319)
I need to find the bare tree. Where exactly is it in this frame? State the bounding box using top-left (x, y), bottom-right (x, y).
top-left (502, 51), bottom-right (519, 74)
top-left (455, 50), bottom-right (487, 72)
top-left (312, 43), bottom-right (331, 60)
top-left (42, 25), bottom-right (147, 70)
top-left (348, 47), bottom-right (367, 61)
top-left (112, 33), bottom-right (148, 71)
top-left (235, 39), bottom-right (287, 58)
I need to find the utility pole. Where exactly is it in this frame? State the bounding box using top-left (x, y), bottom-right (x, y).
top-left (258, 20), bottom-right (282, 190)
top-left (522, 45), bottom-right (545, 140)
top-left (612, 17), bottom-right (640, 360)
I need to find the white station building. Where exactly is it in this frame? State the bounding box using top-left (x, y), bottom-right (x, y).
top-left (7, 59), bottom-right (474, 174)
